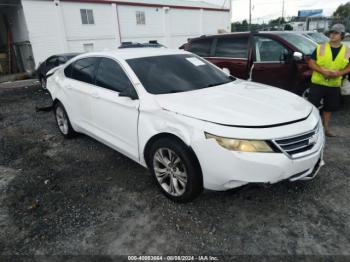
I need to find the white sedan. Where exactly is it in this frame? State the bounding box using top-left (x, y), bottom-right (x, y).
top-left (47, 48), bottom-right (325, 202)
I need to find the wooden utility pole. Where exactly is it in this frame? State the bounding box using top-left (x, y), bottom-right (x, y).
top-left (281, 0), bottom-right (284, 27)
top-left (249, 0), bottom-right (252, 30)
top-left (228, 0), bottom-right (231, 32)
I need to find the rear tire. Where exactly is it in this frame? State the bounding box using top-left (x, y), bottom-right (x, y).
top-left (54, 102), bottom-right (76, 138)
top-left (147, 137), bottom-right (203, 203)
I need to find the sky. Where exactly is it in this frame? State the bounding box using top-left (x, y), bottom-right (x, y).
top-left (193, 0), bottom-right (349, 22)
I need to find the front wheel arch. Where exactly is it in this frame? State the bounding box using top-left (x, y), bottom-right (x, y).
top-left (143, 133), bottom-right (202, 173)
top-left (145, 133), bottom-right (204, 202)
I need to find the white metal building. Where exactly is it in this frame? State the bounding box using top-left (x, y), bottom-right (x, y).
top-left (0, 0), bottom-right (230, 73)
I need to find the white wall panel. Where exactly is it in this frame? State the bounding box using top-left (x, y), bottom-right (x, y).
top-left (61, 2), bottom-right (117, 42)
top-left (117, 5), bottom-right (164, 38)
top-left (169, 35), bottom-right (192, 49)
top-left (67, 39), bottom-right (118, 53)
top-left (20, 0), bottom-right (230, 65)
top-left (202, 10), bottom-right (230, 34)
top-left (21, 0), bottom-right (65, 65)
top-left (169, 9), bottom-right (200, 36)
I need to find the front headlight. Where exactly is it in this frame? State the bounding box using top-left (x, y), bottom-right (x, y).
top-left (205, 133), bottom-right (274, 153)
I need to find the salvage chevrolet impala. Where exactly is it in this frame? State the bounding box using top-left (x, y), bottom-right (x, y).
top-left (47, 48), bottom-right (325, 202)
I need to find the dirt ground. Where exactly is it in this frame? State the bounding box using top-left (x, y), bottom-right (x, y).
top-left (0, 80), bottom-right (350, 260)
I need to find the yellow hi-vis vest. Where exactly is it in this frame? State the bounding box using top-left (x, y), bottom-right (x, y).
top-left (311, 42), bottom-right (350, 87)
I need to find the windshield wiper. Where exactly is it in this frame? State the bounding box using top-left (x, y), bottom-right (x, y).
top-left (202, 79), bottom-right (234, 89)
top-left (159, 89), bottom-right (183, 95)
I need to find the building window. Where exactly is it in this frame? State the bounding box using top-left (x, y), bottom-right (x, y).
top-left (83, 43), bottom-right (94, 52)
top-left (81, 9), bottom-right (94, 25)
top-left (136, 11), bottom-right (145, 25)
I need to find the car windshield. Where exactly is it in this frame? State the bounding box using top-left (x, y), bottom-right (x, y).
top-left (306, 32), bottom-right (329, 44)
top-left (278, 33), bottom-right (317, 55)
top-left (127, 54), bottom-right (235, 95)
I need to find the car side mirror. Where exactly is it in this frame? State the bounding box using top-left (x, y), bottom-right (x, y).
top-left (222, 68), bottom-right (230, 75)
top-left (119, 86), bottom-right (138, 100)
top-left (293, 51), bottom-right (303, 61)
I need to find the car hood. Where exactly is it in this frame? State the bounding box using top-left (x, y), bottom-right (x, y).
top-left (154, 80), bottom-right (313, 127)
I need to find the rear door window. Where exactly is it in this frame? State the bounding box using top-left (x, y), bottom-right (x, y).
top-left (95, 58), bottom-right (133, 93)
top-left (214, 36), bottom-right (249, 58)
top-left (188, 38), bottom-right (213, 57)
top-left (46, 56), bottom-right (58, 68)
top-left (66, 57), bottom-right (100, 84)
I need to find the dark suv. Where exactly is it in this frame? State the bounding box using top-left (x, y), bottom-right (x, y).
top-left (183, 32), bottom-right (317, 96)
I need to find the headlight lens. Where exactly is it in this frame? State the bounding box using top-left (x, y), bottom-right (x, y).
top-left (205, 133), bottom-right (274, 152)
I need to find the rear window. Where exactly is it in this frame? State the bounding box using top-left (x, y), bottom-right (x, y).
top-left (215, 37), bottom-right (249, 58)
top-left (188, 38), bottom-right (213, 56)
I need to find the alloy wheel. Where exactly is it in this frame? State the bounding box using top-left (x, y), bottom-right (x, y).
top-left (55, 106), bottom-right (69, 135)
top-left (153, 148), bottom-right (188, 197)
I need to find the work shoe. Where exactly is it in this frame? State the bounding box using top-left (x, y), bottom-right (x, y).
top-left (325, 129), bottom-right (336, 137)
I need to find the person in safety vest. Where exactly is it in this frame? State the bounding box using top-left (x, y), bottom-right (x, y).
top-left (308, 24), bottom-right (350, 137)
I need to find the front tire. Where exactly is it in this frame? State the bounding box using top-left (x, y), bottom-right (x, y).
top-left (40, 76), bottom-right (47, 90)
top-left (54, 102), bottom-right (76, 138)
top-left (302, 87), bottom-right (310, 100)
top-left (148, 137), bottom-right (203, 203)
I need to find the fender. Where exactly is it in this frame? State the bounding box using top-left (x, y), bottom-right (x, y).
top-left (137, 109), bottom-right (199, 167)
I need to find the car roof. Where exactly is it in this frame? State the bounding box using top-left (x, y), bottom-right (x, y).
top-left (189, 31), bottom-right (307, 41)
top-left (49, 52), bottom-right (81, 59)
top-left (72, 48), bottom-right (189, 60)
top-left (60, 52), bottom-right (82, 58)
top-left (258, 31), bottom-right (302, 35)
top-left (265, 31), bottom-right (321, 34)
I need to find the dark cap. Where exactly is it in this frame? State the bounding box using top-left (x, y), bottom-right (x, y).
top-left (330, 24), bottom-right (346, 34)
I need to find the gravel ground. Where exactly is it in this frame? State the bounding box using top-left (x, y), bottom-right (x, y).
top-left (0, 80), bottom-right (350, 260)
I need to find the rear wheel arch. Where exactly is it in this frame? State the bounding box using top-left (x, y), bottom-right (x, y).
top-left (53, 99), bottom-right (75, 131)
top-left (53, 100), bottom-right (76, 138)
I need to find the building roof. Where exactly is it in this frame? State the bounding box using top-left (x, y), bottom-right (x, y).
top-left (117, 0), bottom-right (222, 9)
top-left (60, 0), bottom-right (229, 11)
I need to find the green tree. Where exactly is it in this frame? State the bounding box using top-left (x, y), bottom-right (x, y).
top-left (284, 24), bottom-right (293, 31)
top-left (231, 20), bottom-right (249, 32)
top-left (269, 17), bottom-right (286, 27)
top-left (332, 2), bottom-right (350, 32)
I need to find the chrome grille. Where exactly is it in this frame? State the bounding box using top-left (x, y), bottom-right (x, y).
top-left (274, 123), bottom-right (320, 157)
